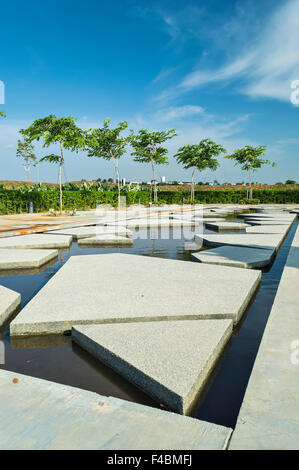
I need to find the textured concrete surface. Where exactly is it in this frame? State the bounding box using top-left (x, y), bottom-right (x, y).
top-left (48, 226), bottom-right (131, 240)
top-left (126, 218), bottom-right (196, 229)
top-left (78, 234), bottom-right (133, 247)
top-left (0, 249), bottom-right (58, 270)
top-left (195, 233), bottom-right (285, 253)
top-left (205, 222), bottom-right (249, 231)
top-left (246, 225), bottom-right (289, 234)
top-left (11, 253), bottom-right (261, 335)
top-left (73, 319), bottom-right (233, 414)
top-left (230, 225), bottom-right (299, 450)
top-left (0, 286), bottom-right (21, 326)
top-left (0, 234), bottom-right (72, 249)
top-left (246, 219), bottom-right (293, 226)
top-left (191, 246), bottom-right (275, 269)
top-left (0, 369), bottom-right (232, 450)
top-left (239, 213), bottom-right (295, 220)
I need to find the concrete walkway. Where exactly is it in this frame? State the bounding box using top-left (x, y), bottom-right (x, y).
top-left (0, 369), bottom-right (232, 450)
top-left (230, 225), bottom-right (299, 449)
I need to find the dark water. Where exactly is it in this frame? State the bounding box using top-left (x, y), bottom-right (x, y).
top-left (0, 219), bottom-right (297, 426)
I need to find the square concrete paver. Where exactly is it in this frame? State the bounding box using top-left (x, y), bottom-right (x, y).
top-left (195, 233), bottom-right (285, 253)
top-left (0, 286), bottom-right (21, 326)
top-left (205, 222), bottom-right (250, 231)
top-left (73, 319), bottom-right (233, 414)
top-left (77, 234), bottom-right (133, 247)
top-left (0, 234), bottom-right (72, 249)
top-left (10, 253), bottom-right (261, 335)
top-left (0, 249), bottom-right (58, 270)
top-left (191, 246), bottom-right (275, 269)
top-left (48, 226), bottom-right (131, 240)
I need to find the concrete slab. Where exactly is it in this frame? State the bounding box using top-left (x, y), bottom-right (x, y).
top-left (246, 219), bottom-right (293, 226)
top-left (246, 225), bottom-right (289, 235)
top-left (230, 225), bottom-right (299, 450)
top-left (0, 234), bottom-right (72, 249)
top-left (0, 249), bottom-right (58, 270)
top-left (48, 226), bottom-right (131, 240)
top-left (0, 369), bottom-right (232, 450)
top-left (0, 286), bottom-right (21, 326)
top-left (239, 213), bottom-right (295, 219)
top-left (205, 222), bottom-right (250, 231)
top-left (195, 233), bottom-right (285, 253)
top-left (191, 246), bottom-right (275, 269)
top-left (126, 218), bottom-right (196, 229)
top-left (78, 234), bottom-right (133, 247)
top-left (73, 319), bottom-right (233, 414)
top-left (10, 253), bottom-right (261, 336)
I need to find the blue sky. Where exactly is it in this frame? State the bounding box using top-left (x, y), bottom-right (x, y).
top-left (1, 0), bottom-right (299, 184)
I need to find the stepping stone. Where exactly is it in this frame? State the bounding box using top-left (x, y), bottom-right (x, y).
top-left (191, 246), bottom-right (275, 269)
top-left (73, 319), bottom-right (233, 414)
top-left (246, 225), bottom-right (289, 234)
top-left (205, 222), bottom-right (250, 231)
top-left (10, 253), bottom-right (261, 335)
top-left (246, 219), bottom-right (293, 226)
top-left (0, 234), bottom-right (72, 249)
top-left (48, 226), bottom-right (131, 240)
top-left (0, 369), bottom-right (232, 450)
top-left (239, 213), bottom-right (295, 220)
top-left (0, 286), bottom-right (21, 326)
top-left (0, 249), bottom-right (58, 270)
top-left (195, 233), bottom-right (285, 253)
top-left (78, 234), bottom-right (133, 247)
top-left (126, 218), bottom-right (196, 229)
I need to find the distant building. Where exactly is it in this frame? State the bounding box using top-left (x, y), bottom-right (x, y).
top-left (121, 178), bottom-right (126, 187)
top-left (161, 176), bottom-right (166, 183)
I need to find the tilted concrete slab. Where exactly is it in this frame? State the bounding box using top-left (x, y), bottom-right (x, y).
top-left (195, 233), bottom-right (285, 253)
top-left (0, 369), bottom-right (232, 450)
top-left (0, 286), bottom-right (21, 326)
top-left (191, 246), bottom-right (275, 269)
top-left (0, 234), bottom-right (72, 249)
top-left (126, 218), bottom-right (196, 229)
top-left (48, 226), bottom-right (131, 240)
top-left (73, 319), bottom-right (233, 414)
top-left (245, 219), bottom-right (293, 226)
top-left (0, 249), bottom-right (58, 270)
top-left (246, 225), bottom-right (289, 235)
top-left (10, 253), bottom-right (261, 335)
top-left (230, 225), bottom-right (299, 450)
top-left (239, 213), bottom-right (295, 219)
top-left (205, 222), bottom-right (250, 231)
top-left (78, 234), bottom-right (133, 247)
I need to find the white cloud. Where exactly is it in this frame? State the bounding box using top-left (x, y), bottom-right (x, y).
top-left (159, 0), bottom-right (299, 103)
top-left (154, 105), bottom-right (204, 122)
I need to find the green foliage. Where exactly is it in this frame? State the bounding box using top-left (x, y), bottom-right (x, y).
top-left (174, 139), bottom-right (226, 172)
top-left (20, 115), bottom-right (85, 151)
top-left (16, 138), bottom-right (37, 166)
top-left (85, 119), bottom-right (130, 161)
top-left (225, 145), bottom-right (273, 171)
top-left (0, 111), bottom-right (6, 118)
top-left (130, 128), bottom-right (177, 165)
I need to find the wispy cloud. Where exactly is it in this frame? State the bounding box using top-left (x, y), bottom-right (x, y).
top-left (158, 0), bottom-right (299, 103)
top-left (154, 105), bottom-right (204, 122)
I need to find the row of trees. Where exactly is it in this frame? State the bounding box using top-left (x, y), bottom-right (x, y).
top-left (1, 113), bottom-right (276, 212)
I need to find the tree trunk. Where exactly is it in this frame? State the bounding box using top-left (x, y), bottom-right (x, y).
top-left (59, 142), bottom-right (64, 214)
top-left (151, 159), bottom-right (157, 203)
top-left (114, 159), bottom-right (121, 208)
top-left (191, 169), bottom-right (195, 203)
top-left (249, 168), bottom-right (253, 200)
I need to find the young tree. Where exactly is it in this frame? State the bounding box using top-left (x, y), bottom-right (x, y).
top-left (130, 128), bottom-right (177, 203)
top-left (16, 138), bottom-right (37, 181)
top-left (84, 119), bottom-right (131, 207)
top-left (0, 112), bottom-right (5, 118)
top-left (174, 139), bottom-right (226, 202)
top-left (20, 115), bottom-right (85, 214)
top-left (225, 145), bottom-right (276, 200)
